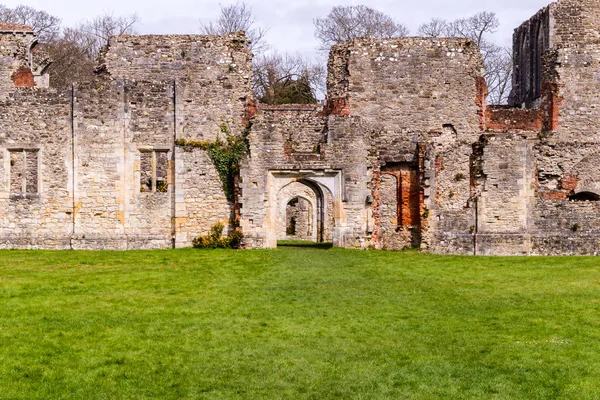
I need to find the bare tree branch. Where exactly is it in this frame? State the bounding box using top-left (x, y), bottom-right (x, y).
top-left (0, 4), bottom-right (61, 42)
top-left (417, 18), bottom-right (448, 38)
top-left (418, 12), bottom-right (512, 105)
top-left (200, 2), bottom-right (268, 55)
top-left (74, 12), bottom-right (139, 59)
top-left (253, 52), bottom-right (322, 104)
top-left (314, 5), bottom-right (409, 51)
top-left (42, 12), bottom-right (139, 90)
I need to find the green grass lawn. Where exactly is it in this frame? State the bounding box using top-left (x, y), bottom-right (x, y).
top-left (1, 246), bottom-right (600, 399)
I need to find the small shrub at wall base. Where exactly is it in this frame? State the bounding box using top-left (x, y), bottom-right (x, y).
top-left (193, 222), bottom-right (243, 249)
top-left (156, 181), bottom-right (168, 193)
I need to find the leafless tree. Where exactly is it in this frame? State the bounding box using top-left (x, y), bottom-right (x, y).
top-left (1, 4), bottom-right (139, 89)
top-left (200, 2), bottom-right (268, 54)
top-left (485, 47), bottom-right (513, 105)
top-left (73, 12), bottom-right (139, 59)
top-left (0, 4), bottom-right (61, 42)
top-left (201, 2), bottom-right (322, 103)
top-left (253, 52), bottom-right (324, 104)
top-left (47, 13), bottom-right (139, 89)
top-left (314, 5), bottom-right (409, 51)
top-left (444, 12), bottom-right (499, 48)
top-left (418, 12), bottom-right (512, 104)
top-left (417, 18), bottom-right (447, 38)
top-left (43, 35), bottom-right (95, 90)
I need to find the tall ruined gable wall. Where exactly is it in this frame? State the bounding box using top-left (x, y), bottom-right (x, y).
top-left (103, 33), bottom-right (253, 142)
top-left (326, 38), bottom-right (486, 253)
top-left (529, 0), bottom-right (600, 254)
top-left (327, 37), bottom-right (483, 148)
top-left (510, 7), bottom-right (551, 107)
top-left (71, 33), bottom-right (253, 249)
top-left (492, 0), bottom-right (600, 255)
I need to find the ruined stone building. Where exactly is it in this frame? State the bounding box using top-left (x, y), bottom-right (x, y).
top-left (1, 0), bottom-right (600, 255)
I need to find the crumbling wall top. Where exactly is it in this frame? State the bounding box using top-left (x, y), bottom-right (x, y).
top-left (328, 36), bottom-right (481, 60)
top-left (327, 36), bottom-right (483, 107)
top-left (102, 32), bottom-right (252, 81)
top-left (258, 104), bottom-right (322, 112)
top-left (0, 23), bottom-right (33, 33)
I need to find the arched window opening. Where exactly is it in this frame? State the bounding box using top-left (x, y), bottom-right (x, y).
top-left (520, 34), bottom-right (530, 103)
top-left (569, 192), bottom-right (600, 202)
top-left (534, 22), bottom-right (544, 99)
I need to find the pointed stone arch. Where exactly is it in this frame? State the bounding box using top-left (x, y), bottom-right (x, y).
top-left (265, 170), bottom-right (344, 248)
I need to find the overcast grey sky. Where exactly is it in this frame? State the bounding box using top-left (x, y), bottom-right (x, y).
top-left (3, 0), bottom-right (552, 60)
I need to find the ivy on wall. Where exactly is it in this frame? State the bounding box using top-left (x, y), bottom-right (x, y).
top-left (175, 123), bottom-right (249, 202)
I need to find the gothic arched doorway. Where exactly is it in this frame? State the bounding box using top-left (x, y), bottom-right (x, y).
top-left (270, 172), bottom-right (339, 247)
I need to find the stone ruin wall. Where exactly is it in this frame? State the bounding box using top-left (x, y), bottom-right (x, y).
top-left (312, 0), bottom-right (600, 255)
top-left (0, 32), bottom-right (253, 249)
top-left (3, 0), bottom-right (600, 255)
top-left (504, 0), bottom-right (600, 255)
top-left (325, 37), bottom-right (485, 253)
top-left (240, 37), bottom-right (489, 252)
top-left (0, 89), bottom-right (72, 248)
top-left (239, 99), bottom-right (382, 249)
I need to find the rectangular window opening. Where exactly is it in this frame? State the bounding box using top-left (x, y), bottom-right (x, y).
top-left (9, 149), bottom-right (39, 195)
top-left (140, 149), bottom-right (169, 193)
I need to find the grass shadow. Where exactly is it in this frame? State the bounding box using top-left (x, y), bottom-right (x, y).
top-left (277, 240), bottom-right (333, 250)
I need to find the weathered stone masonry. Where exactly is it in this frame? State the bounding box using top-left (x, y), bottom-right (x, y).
top-left (3, 0), bottom-right (600, 255)
top-left (1, 30), bottom-right (252, 249)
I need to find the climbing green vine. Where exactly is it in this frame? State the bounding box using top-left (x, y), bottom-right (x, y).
top-left (175, 123), bottom-right (249, 202)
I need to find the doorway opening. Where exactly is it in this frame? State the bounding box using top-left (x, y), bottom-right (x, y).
top-left (276, 179), bottom-right (335, 247)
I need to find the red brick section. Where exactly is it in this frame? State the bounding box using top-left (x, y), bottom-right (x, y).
top-left (401, 169), bottom-right (420, 227)
top-left (243, 98), bottom-right (258, 125)
top-left (435, 154), bottom-right (444, 172)
top-left (370, 168), bottom-right (383, 247)
top-left (11, 66), bottom-right (35, 87)
top-left (561, 174), bottom-right (578, 192)
top-left (373, 163), bottom-right (424, 249)
top-left (323, 97), bottom-right (350, 117)
top-left (541, 81), bottom-right (563, 132)
top-left (540, 173), bottom-right (579, 200)
top-left (417, 143), bottom-right (429, 239)
top-left (0, 23), bottom-right (32, 32)
top-left (380, 166), bottom-right (421, 227)
top-left (476, 76), bottom-right (488, 131)
top-left (477, 74), bottom-right (544, 132)
top-left (258, 103), bottom-right (320, 112)
top-left (485, 106), bottom-right (543, 132)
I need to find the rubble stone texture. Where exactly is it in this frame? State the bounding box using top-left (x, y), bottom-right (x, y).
top-left (1, 0), bottom-right (600, 255)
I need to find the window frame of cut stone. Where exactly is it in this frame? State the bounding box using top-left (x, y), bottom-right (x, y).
top-left (7, 147), bottom-right (40, 199)
top-left (139, 148), bottom-right (170, 194)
